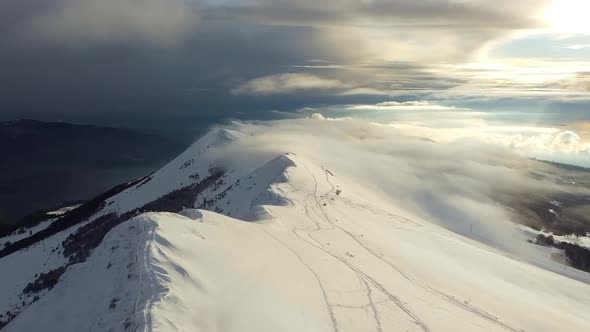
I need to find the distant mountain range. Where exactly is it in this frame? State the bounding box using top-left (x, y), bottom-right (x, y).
top-left (0, 119), bottom-right (191, 228)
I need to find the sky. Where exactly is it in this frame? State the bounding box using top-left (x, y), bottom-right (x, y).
top-left (1, 0), bottom-right (590, 163)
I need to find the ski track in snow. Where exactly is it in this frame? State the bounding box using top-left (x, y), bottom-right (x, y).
top-left (252, 158), bottom-right (526, 332)
top-left (296, 162), bottom-right (431, 332)
top-left (316, 167), bottom-right (522, 332)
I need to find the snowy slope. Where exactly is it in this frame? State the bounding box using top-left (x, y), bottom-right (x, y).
top-left (0, 204), bottom-right (82, 249)
top-left (0, 124), bottom-right (273, 327)
top-left (2, 119), bottom-right (590, 331)
top-left (97, 126), bottom-right (246, 217)
top-left (0, 218), bottom-right (57, 249)
top-left (0, 218), bottom-right (90, 323)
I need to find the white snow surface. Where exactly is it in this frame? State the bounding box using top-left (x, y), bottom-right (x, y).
top-left (0, 219), bottom-right (89, 318)
top-left (3, 119), bottom-right (590, 331)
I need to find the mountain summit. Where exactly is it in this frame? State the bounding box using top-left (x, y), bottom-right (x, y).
top-left (1, 119), bottom-right (590, 332)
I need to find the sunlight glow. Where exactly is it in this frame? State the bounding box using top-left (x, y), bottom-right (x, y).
top-left (544, 0), bottom-right (590, 33)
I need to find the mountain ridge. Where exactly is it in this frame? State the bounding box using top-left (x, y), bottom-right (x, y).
top-left (2, 119), bottom-right (590, 331)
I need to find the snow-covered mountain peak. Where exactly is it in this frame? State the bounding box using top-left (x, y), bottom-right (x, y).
top-left (2, 119), bottom-right (590, 332)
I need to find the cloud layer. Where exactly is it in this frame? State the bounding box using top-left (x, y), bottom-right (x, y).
top-left (27, 0), bottom-right (196, 45)
top-left (211, 118), bottom-right (590, 263)
top-left (308, 100), bottom-right (590, 167)
top-left (232, 73), bottom-right (351, 95)
top-left (0, 0), bottom-right (573, 117)
top-left (2, 0), bottom-right (590, 146)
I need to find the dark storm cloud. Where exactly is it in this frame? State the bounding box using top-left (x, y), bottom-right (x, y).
top-left (0, 0), bottom-right (560, 121)
top-left (208, 0), bottom-right (545, 29)
top-left (1, 0), bottom-right (196, 46)
top-left (0, 8), bottom-right (347, 119)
